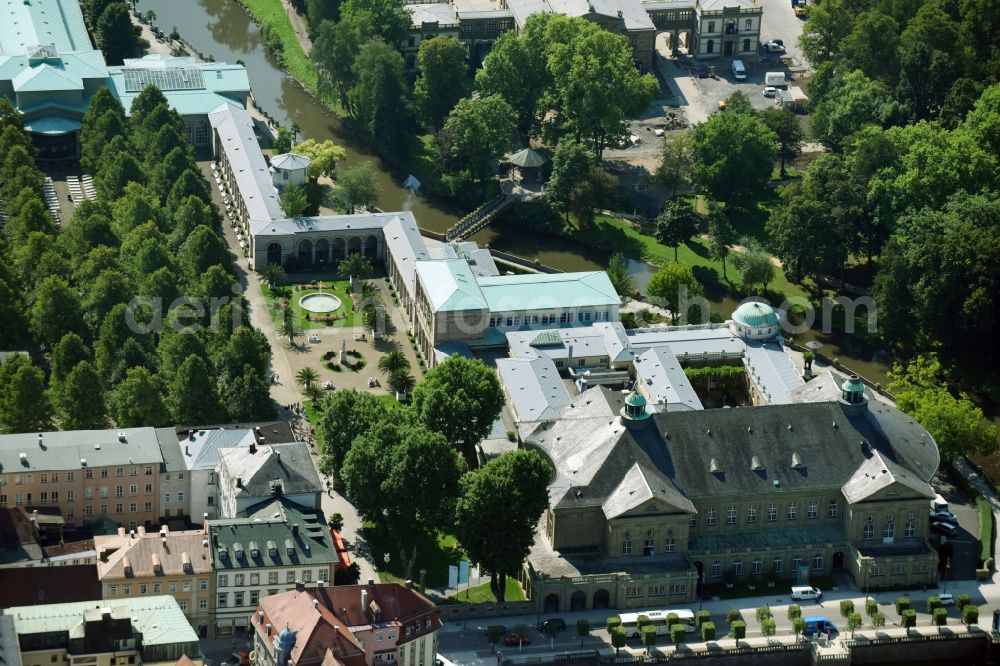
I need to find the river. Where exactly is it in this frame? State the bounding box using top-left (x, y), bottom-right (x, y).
top-left (142, 0), bottom-right (899, 386)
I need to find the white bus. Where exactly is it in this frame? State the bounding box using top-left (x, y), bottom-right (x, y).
top-left (617, 609), bottom-right (697, 638)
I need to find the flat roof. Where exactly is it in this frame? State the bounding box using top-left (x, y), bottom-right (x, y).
top-left (0, 428), bottom-right (166, 472)
top-left (108, 56), bottom-right (250, 117)
top-left (478, 271), bottom-right (620, 313)
top-left (0, 0), bottom-right (91, 54)
top-left (407, 2), bottom-right (459, 26)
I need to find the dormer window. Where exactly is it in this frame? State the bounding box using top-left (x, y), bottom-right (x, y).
top-left (750, 456), bottom-right (764, 472)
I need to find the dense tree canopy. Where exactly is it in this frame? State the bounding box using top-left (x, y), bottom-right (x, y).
top-left (414, 37), bottom-right (468, 129)
top-left (315, 389), bottom-right (389, 478)
top-left (349, 39), bottom-right (408, 156)
top-left (689, 111), bottom-right (777, 211)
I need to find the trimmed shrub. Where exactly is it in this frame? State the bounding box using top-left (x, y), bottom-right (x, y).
top-left (871, 611), bottom-right (886, 630)
top-left (865, 598), bottom-right (878, 617)
top-left (576, 619), bottom-right (590, 641)
top-left (756, 606), bottom-right (773, 622)
top-left (932, 607), bottom-right (948, 627)
top-left (726, 608), bottom-right (742, 625)
top-left (901, 609), bottom-right (917, 629)
top-left (695, 610), bottom-right (711, 628)
top-left (792, 617), bottom-right (805, 640)
top-left (730, 620), bottom-right (746, 640)
top-left (963, 604), bottom-right (979, 628)
top-left (840, 599), bottom-right (855, 619)
top-left (637, 614), bottom-right (651, 630)
top-left (642, 625), bottom-right (657, 649)
top-left (927, 595), bottom-right (942, 613)
top-left (760, 618), bottom-right (776, 637)
top-left (847, 612), bottom-right (863, 636)
top-left (670, 624), bottom-right (686, 644)
top-left (607, 617), bottom-right (622, 632)
top-left (978, 496), bottom-right (994, 564)
top-left (787, 604), bottom-right (802, 621)
top-left (895, 597), bottom-right (911, 615)
top-left (701, 621), bottom-right (716, 641)
top-left (611, 628), bottom-right (626, 654)
top-left (958, 593), bottom-right (971, 611)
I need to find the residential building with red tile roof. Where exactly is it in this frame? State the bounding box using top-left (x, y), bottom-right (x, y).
top-left (253, 581), bottom-right (441, 666)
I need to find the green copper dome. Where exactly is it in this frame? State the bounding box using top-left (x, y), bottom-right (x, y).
top-left (841, 375), bottom-right (866, 404)
top-left (732, 301), bottom-right (779, 329)
top-left (625, 391), bottom-right (648, 408)
top-left (620, 388), bottom-right (650, 422)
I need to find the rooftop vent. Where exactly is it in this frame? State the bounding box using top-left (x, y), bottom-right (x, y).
top-left (94, 442), bottom-right (101, 450)
top-left (751, 456), bottom-right (764, 472)
top-left (747, 426), bottom-right (752, 433)
top-left (773, 479), bottom-right (781, 488)
top-left (786, 424), bottom-right (793, 431)
top-left (791, 452), bottom-right (805, 469)
top-left (19, 452), bottom-right (26, 462)
top-left (80, 458), bottom-right (87, 466)
top-left (118, 432), bottom-right (127, 443)
top-left (709, 458), bottom-right (721, 474)
top-left (832, 421), bottom-right (838, 429)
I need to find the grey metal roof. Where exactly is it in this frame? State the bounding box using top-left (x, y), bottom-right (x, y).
top-left (6, 596), bottom-right (198, 646)
top-left (0, 615), bottom-right (23, 666)
top-left (790, 369), bottom-right (842, 404)
top-left (743, 339), bottom-right (805, 405)
top-left (633, 347), bottom-right (702, 412)
top-left (156, 428), bottom-right (186, 472)
top-left (0, 428), bottom-right (165, 472)
top-left (178, 427), bottom-right (257, 471)
top-left (209, 103), bottom-right (284, 229)
top-left (841, 449), bottom-right (935, 504)
top-left (522, 401), bottom-right (939, 511)
top-left (384, 213), bottom-right (432, 301)
top-left (219, 442), bottom-right (323, 499)
top-left (253, 210), bottom-right (406, 237)
top-left (497, 357), bottom-right (571, 421)
top-left (407, 2), bottom-right (460, 26)
top-left (269, 152), bottom-right (312, 171)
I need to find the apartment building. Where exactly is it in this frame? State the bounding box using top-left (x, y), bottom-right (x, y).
top-left (216, 442), bottom-right (322, 519)
top-left (4, 596), bottom-right (201, 666)
top-left (208, 502), bottom-right (338, 637)
top-left (95, 527), bottom-right (214, 637)
top-left (0, 429), bottom-right (169, 530)
top-left (253, 582), bottom-right (441, 666)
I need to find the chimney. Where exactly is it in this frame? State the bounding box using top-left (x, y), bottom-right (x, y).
top-left (258, 611), bottom-right (264, 625)
top-left (118, 432), bottom-right (127, 443)
top-left (99, 547), bottom-right (108, 562)
top-left (236, 477), bottom-right (243, 488)
top-left (204, 513), bottom-right (209, 525)
top-left (295, 580), bottom-right (305, 591)
top-left (291, 523), bottom-right (299, 535)
top-left (129, 529), bottom-right (135, 539)
top-left (37, 433), bottom-right (43, 447)
top-left (137, 525), bottom-right (146, 536)
top-left (367, 578), bottom-right (374, 586)
top-left (405, 580), bottom-right (413, 589)
top-left (117, 527), bottom-right (126, 537)
top-left (249, 440), bottom-right (257, 454)
top-left (312, 599), bottom-right (319, 609)
top-left (185, 445), bottom-right (190, 455)
top-left (316, 580), bottom-right (324, 589)
top-left (361, 589), bottom-right (368, 613)
top-left (275, 450), bottom-right (281, 461)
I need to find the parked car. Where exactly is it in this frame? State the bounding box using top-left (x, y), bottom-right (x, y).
top-left (537, 618), bottom-right (567, 633)
top-left (931, 520), bottom-right (958, 535)
top-left (772, 39), bottom-right (784, 45)
top-left (791, 585), bottom-right (823, 601)
top-left (763, 86), bottom-right (778, 97)
top-left (938, 593), bottom-right (956, 606)
top-left (764, 40), bottom-right (785, 52)
top-left (230, 652), bottom-right (250, 666)
top-left (504, 633), bottom-right (532, 647)
top-left (482, 625), bottom-right (508, 638)
top-left (929, 509), bottom-right (958, 523)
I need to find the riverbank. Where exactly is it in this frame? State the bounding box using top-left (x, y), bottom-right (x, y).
top-left (233, 0), bottom-right (317, 90)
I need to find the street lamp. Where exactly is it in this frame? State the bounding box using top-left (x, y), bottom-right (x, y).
top-left (942, 558), bottom-right (951, 595)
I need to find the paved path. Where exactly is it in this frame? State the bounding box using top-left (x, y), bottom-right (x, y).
top-left (280, 0), bottom-right (313, 54)
top-left (953, 455), bottom-right (999, 576)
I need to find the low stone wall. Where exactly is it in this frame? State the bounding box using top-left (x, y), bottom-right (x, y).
top-left (848, 630), bottom-right (989, 664)
top-left (435, 600), bottom-right (535, 621)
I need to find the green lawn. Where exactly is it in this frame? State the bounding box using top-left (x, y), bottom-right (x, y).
top-left (440, 578), bottom-right (526, 604)
top-left (262, 281), bottom-right (360, 329)
top-left (363, 522), bottom-right (465, 588)
top-left (237, 0), bottom-right (317, 90)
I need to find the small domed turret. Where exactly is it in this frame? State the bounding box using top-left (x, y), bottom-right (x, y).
top-left (620, 387), bottom-right (650, 428)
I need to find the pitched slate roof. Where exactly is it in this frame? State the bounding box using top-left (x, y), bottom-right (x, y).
top-left (633, 346), bottom-right (702, 412)
top-left (841, 449), bottom-right (935, 504)
top-left (219, 442), bottom-right (323, 499)
top-left (496, 356), bottom-right (571, 422)
top-left (523, 401), bottom-right (939, 512)
top-left (209, 506), bottom-right (337, 571)
top-left (270, 153), bottom-right (312, 171)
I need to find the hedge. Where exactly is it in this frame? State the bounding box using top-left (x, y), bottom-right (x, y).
top-left (702, 622), bottom-right (717, 641)
top-left (978, 496), bottom-right (994, 564)
top-left (730, 620), bottom-right (746, 639)
top-left (895, 597), bottom-right (911, 615)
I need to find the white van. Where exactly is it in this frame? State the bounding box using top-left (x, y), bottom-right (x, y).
top-left (791, 585), bottom-right (822, 601)
top-left (931, 493), bottom-right (948, 512)
top-left (732, 59), bottom-right (747, 80)
top-left (765, 71), bottom-right (787, 87)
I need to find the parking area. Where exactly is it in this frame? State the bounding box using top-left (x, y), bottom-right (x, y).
top-left (932, 469), bottom-right (982, 580)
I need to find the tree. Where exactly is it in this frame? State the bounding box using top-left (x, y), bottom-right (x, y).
top-left (438, 95), bottom-right (516, 182)
top-left (30, 276), bottom-right (87, 348)
top-left (731, 242), bottom-right (774, 293)
top-left (724, 91), bottom-right (756, 116)
top-left (279, 301), bottom-right (303, 345)
top-left (610, 628), bottom-right (626, 655)
top-left (646, 262), bottom-right (704, 325)
top-left (840, 600), bottom-right (855, 621)
top-left (110, 367), bottom-right (170, 427)
top-left (220, 365), bottom-right (276, 421)
top-left (179, 225), bottom-right (229, 280)
top-left (656, 131), bottom-right (694, 197)
top-left (759, 108), bottom-right (804, 177)
top-left (810, 70), bottom-right (901, 149)
top-left (871, 611), bottom-right (886, 631)
top-left (342, 418), bottom-right (466, 579)
top-left (765, 184), bottom-right (842, 282)
top-left (259, 263), bottom-right (286, 290)
top-left (932, 607), bottom-right (948, 629)
top-left (455, 449), bottom-right (549, 601)
top-left (760, 618), bottom-right (777, 638)
top-left (411, 355), bottom-right (505, 465)
top-left (96, 3), bottom-right (140, 65)
top-left (339, 252), bottom-right (372, 279)
top-left (847, 612), bottom-right (863, 637)
top-left (340, 0), bottom-right (410, 45)
top-left (545, 138), bottom-right (593, 222)
top-left (729, 620), bottom-right (746, 642)
top-left (95, 152), bottom-right (144, 201)
top-left (576, 619), bottom-right (590, 647)
top-left (889, 356), bottom-right (999, 458)
top-left (901, 609), bottom-right (917, 632)
top-left (304, 0), bottom-right (340, 35)
top-left (273, 127), bottom-right (293, 154)
top-left (294, 139), bottom-right (348, 180)
top-left (475, 28), bottom-right (548, 133)
top-left (313, 14), bottom-right (373, 111)
top-left (0, 356), bottom-right (52, 433)
top-left (51, 333), bottom-right (92, 384)
top-left (387, 369), bottom-right (415, 395)
top-left (689, 111), bottom-right (777, 210)
top-left (839, 10), bottom-right (901, 83)
top-left (895, 597), bottom-right (911, 615)
top-left (0, 279), bottom-right (26, 349)
top-left (281, 184), bottom-right (311, 217)
top-left (707, 207), bottom-right (737, 281)
top-left (214, 327), bottom-right (272, 379)
top-left (414, 36), bottom-right (468, 129)
top-left (296, 367), bottom-right (320, 390)
top-left (792, 617), bottom-right (806, 641)
top-left (865, 597), bottom-right (878, 618)
top-left (798, 0), bottom-right (853, 65)
top-left (54, 361), bottom-right (107, 429)
top-left (962, 605), bottom-right (979, 631)
top-left (349, 40), bottom-right (408, 156)
top-left (315, 389), bottom-right (389, 478)
top-left (165, 169), bottom-right (211, 212)
top-left (897, 2), bottom-right (963, 120)
top-left (546, 20), bottom-right (658, 158)
top-left (378, 350), bottom-right (410, 375)
top-left (167, 354), bottom-right (225, 425)
top-left (606, 252), bottom-right (634, 298)
top-left (642, 626), bottom-right (657, 652)
top-left (337, 161), bottom-right (381, 212)
top-left (655, 200), bottom-right (699, 261)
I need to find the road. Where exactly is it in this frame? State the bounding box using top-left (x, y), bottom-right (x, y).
top-left (437, 582), bottom-right (997, 665)
top-left (758, 0), bottom-right (807, 68)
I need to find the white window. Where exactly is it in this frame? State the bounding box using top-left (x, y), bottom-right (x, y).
top-left (812, 554), bottom-right (824, 571)
top-left (792, 556), bottom-right (802, 572)
top-left (711, 561), bottom-right (722, 577)
top-left (664, 536), bottom-right (675, 553)
top-left (787, 503), bottom-right (797, 520)
top-left (751, 559), bottom-right (762, 575)
top-left (648, 585), bottom-right (665, 596)
top-left (863, 522), bottom-right (874, 540)
top-left (828, 499), bottom-right (838, 518)
top-left (199, 599), bottom-right (208, 611)
top-left (178, 492), bottom-right (185, 501)
top-left (745, 18), bottom-right (752, 29)
top-left (707, 507), bottom-right (716, 526)
top-left (727, 505), bottom-right (737, 524)
top-left (624, 585), bottom-right (642, 598)
top-left (747, 505), bottom-right (757, 523)
top-left (905, 512), bottom-right (916, 537)
top-left (200, 580), bottom-right (208, 591)
top-left (732, 561), bottom-right (742, 576)
top-left (621, 531), bottom-right (632, 556)
top-left (772, 558), bottom-right (783, 573)
top-left (883, 518), bottom-right (895, 539)
top-left (164, 493), bottom-right (171, 503)
top-left (643, 530), bottom-right (654, 556)
top-left (807, 501), bottom-right (818, 519)
top-left (218, 574), bottom-right (229, 587)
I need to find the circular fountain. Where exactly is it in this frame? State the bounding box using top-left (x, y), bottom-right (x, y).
top-left (299, 293), bottom-right (342, 313)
